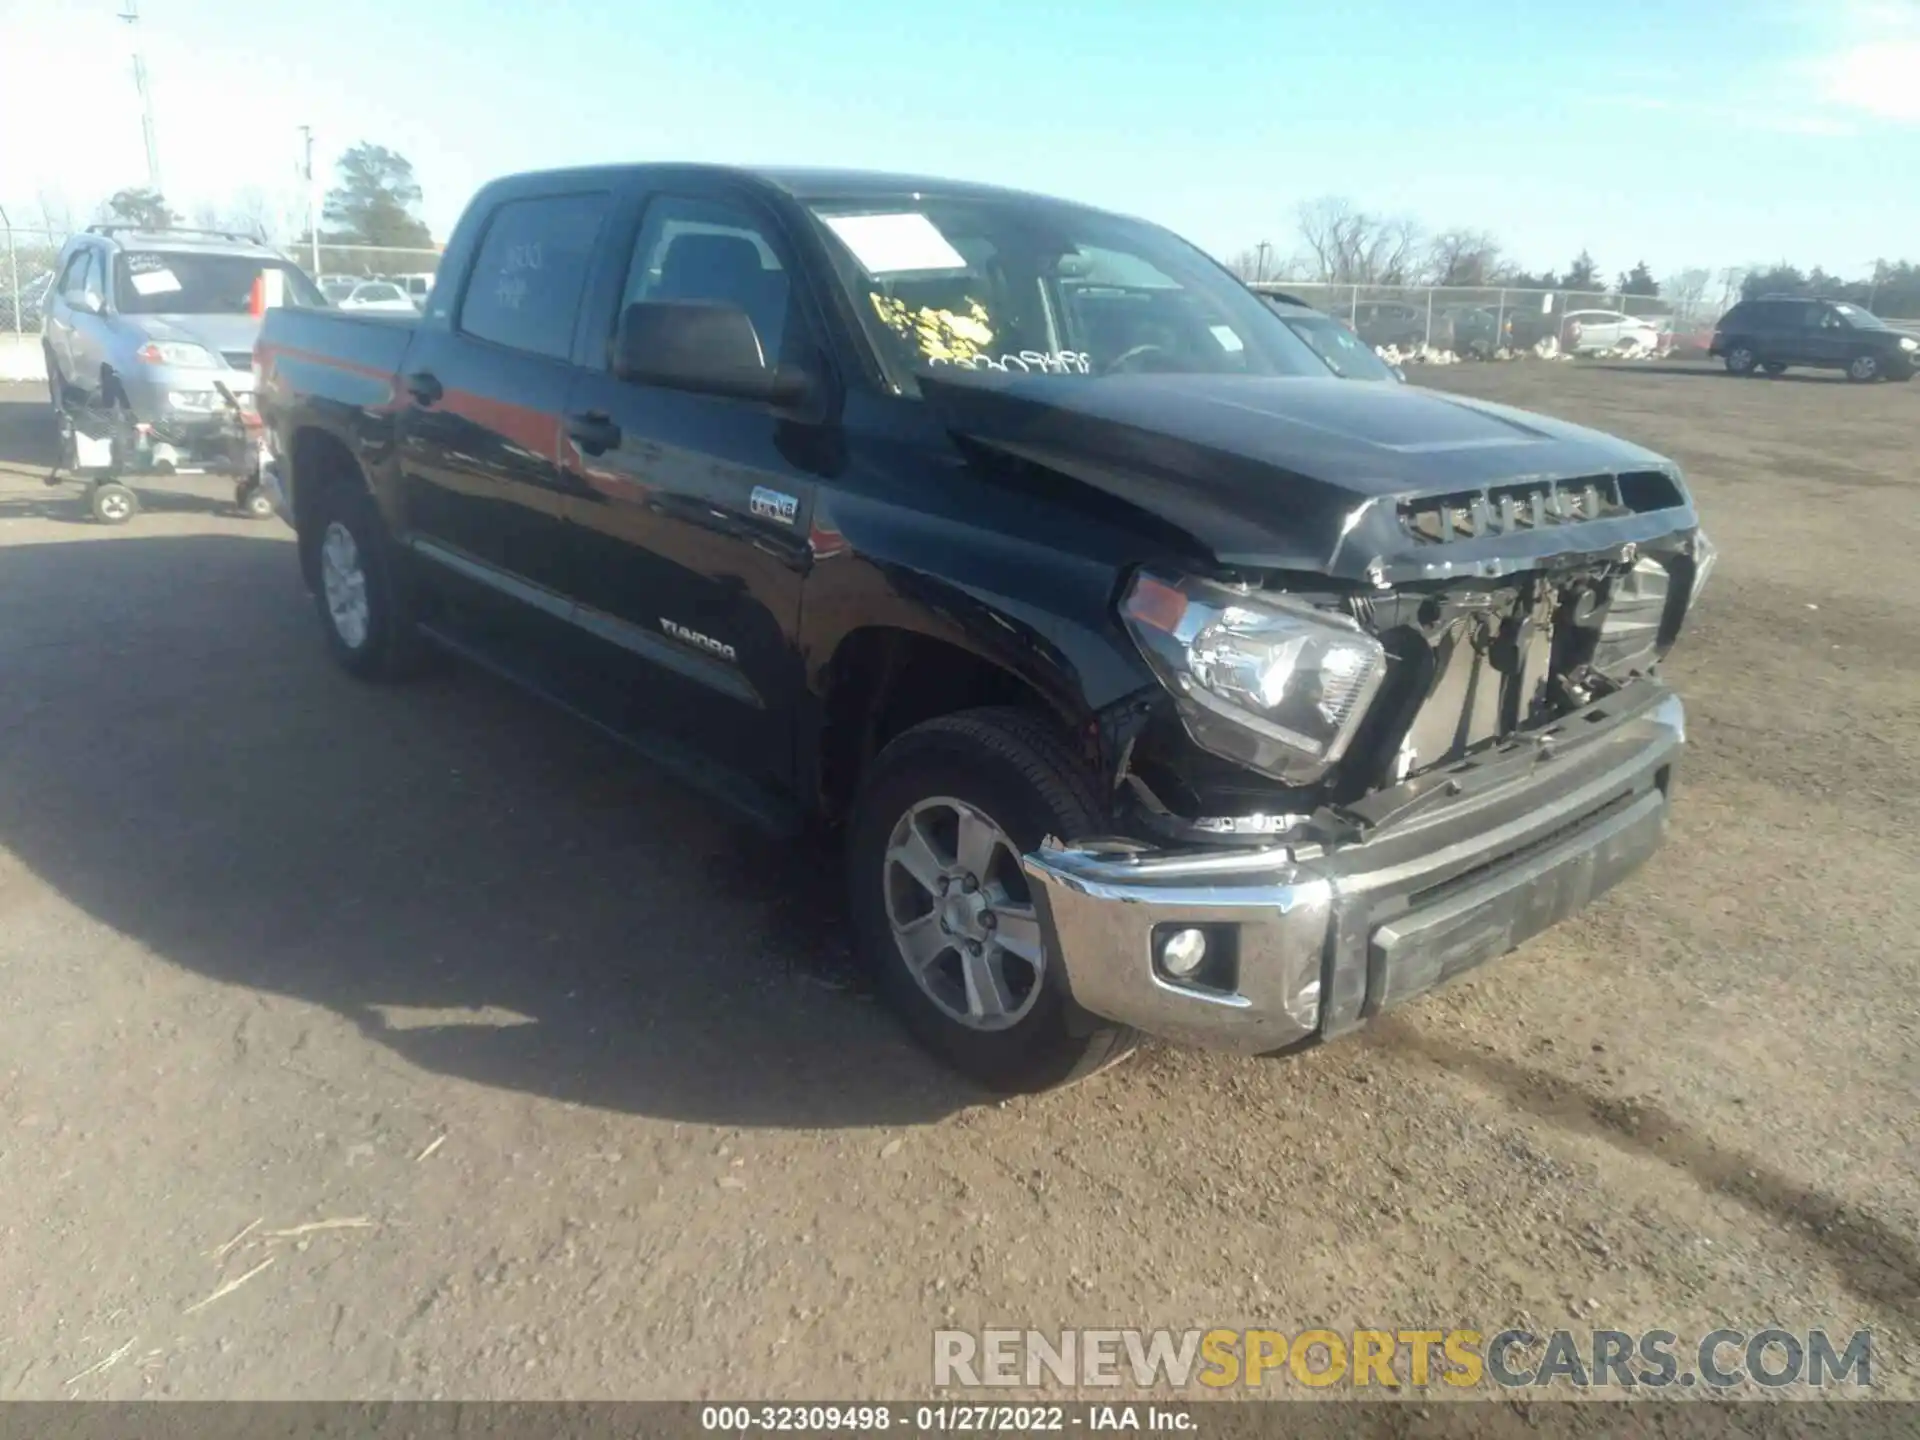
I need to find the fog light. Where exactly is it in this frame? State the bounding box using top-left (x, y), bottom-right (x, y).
top-left (1158, 927), bottom-right (1208, 979)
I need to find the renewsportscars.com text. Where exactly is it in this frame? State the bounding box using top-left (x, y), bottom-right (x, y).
top-left (933, 1327), bottom-right (1872, 1391)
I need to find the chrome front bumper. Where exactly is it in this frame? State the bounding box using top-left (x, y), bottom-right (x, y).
top-left (1023, 683), bottom-right (1685, 1053)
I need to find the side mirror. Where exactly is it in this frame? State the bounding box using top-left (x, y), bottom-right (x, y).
top-left (77, 290), bottom-right (105, 316)
top-left (612, 300), bottom-right (810, 406)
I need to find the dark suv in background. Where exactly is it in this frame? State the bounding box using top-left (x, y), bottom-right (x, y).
top-left (1710, 296), bottom-right (1917, 382)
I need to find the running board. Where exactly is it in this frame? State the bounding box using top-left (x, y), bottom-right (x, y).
top-left (414, 620), bottom-right (804, 839)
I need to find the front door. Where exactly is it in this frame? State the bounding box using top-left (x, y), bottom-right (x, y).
top-left (395, 189), bottom-right (612, 648)
top-left (558, 186), bottom-right (831, 791)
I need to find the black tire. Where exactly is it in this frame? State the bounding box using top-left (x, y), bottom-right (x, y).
top-left (1762, 362), bottom-right (1787, 376)
top-left (236, 481), bottom-right (275, 519)
top-left (1846, 352), bottom-right (1881, 383)
top-left (89, 482), bottom-right (137, 525)
top-left (1724, 344), bottom-right (1758, 376)
top-left (301, 483), bottom-right (425, 680)
top-left (848, 707), bottom-right (1136, 1093)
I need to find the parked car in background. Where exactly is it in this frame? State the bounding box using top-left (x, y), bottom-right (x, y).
top-left (1710, 296), bottom-right (1917, 381)
top-left (41, 224), bottom-right (323, 426)
top-left (336, 280), bottom-right (418, 314)
top-left (1263, 296), bottom-right (1405, 381)
top-left (319, 276), bottom-right (362, 304)
top-left (1351, 300), bottom-right (1427, 350)
top-left (1435, 304), bottom-right (1503, 359)
top-left (389, 272), bottom-right (436, 309)
top-left (1562, 310), bottom-right (1662, 356)
top-left (256, 161), bottom-right (1708, 1092)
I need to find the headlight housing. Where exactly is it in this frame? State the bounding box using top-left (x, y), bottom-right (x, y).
top-left (135, 341), bottom-right (219, 368)
top-left (1899, 336), bottom-right (1917, 352)
top-left (1121, 571), bottom-right (1388, 784)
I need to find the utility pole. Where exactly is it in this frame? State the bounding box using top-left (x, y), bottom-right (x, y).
top-left (1255, 240), bottom-right (1272, 285)
top-left (299, 125), bottom-right (321, 275)
top-left (119, 1), bottom-right (162, 194)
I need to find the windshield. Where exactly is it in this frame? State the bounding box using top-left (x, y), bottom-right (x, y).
top-left (113, 251), bottom-right (325, 316)
top-left (1276, 311), bottom-right (1400, 381)
top-left (804, 194), bottom-right (1327, 388)
top-left (1833, 303), bottom-right (1887, 330)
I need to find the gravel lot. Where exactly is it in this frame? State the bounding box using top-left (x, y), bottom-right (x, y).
top-left (0, 363), bottom-right (1915, 1405)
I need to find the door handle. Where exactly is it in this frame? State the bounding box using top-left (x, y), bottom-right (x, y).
top-left (404, 370), bottom-right (442, 405)
top-left (565, 410), bottom-right (621, 456)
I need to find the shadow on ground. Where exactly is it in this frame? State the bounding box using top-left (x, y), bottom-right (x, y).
top-left (0, 530), bottom-right (978, 1130)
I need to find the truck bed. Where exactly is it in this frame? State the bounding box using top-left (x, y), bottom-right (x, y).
top-left (257, 307), bottom-right (418, 418)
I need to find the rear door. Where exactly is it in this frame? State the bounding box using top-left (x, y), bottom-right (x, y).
top-left (1768, 301), bottom-right (1818, 363)
top-left (1802, 303), bottom-right (1851, 367)
top-left (555, 181), bottom-right (827, 790)
top-left (395, 189), bottom-right (612, 642)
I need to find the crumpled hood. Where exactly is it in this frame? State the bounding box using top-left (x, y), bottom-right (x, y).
top-left (924, 371), bottom-right (1699, 583)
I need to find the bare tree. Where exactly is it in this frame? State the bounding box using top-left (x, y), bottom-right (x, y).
top-left (230, 187), bottom-right (283, 244)
top-left (1296, 197), bottom-right (1422, 285)
top-left (1425, 228), bottom-right (1504, 287)
top-left (1714, 266), bottom-right (1750, 312)
top-left (1662, 267), bottom-right (1712, 323)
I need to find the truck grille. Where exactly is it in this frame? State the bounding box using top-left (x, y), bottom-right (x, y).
top-left (1399, 471), bottom-right (1682, 546)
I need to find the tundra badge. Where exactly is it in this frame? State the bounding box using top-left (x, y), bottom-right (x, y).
top-left (751, 486), bottom-right (798, 525)
top-left (659, 619), bottom-right (737, 662)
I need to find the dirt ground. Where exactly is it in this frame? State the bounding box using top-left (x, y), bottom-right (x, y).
top-left (0, 362), bottom-right (1914, 1404)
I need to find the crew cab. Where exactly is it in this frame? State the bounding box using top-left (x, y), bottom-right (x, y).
top-left (256, 164), bottom-right (1711, 1092)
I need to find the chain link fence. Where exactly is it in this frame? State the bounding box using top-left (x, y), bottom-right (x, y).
top-left (1247, 281), bottom-right (1727, 358)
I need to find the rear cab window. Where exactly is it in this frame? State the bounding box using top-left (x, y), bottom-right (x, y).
top-left (456, 192), bottom-right (611, 359)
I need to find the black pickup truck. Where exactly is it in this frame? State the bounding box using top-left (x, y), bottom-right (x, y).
top-left (256, 164), bottom-right (1711, 1092)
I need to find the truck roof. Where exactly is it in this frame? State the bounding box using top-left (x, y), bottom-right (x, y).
top-left (478, 162), bottom-right (1129, 221)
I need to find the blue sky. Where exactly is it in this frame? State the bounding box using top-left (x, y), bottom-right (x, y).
top-left (3, 0), bottom-right (1916, 280)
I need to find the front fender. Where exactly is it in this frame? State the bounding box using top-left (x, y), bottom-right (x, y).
top-left (799, 486), bottom-right (1155, 736)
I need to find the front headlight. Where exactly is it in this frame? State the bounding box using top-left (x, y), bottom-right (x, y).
top-left (1121, 571), bottom-right (1388, 784)
top-left (1899, 336), bottom-right (1917, 352)
top-left (136, 340), bottom-right (219, 368)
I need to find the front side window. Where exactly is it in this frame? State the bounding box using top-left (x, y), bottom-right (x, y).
top-left (621, 195), bottom-right (794, 364)
top-left (458, 191), bottom-right (610, 360)
top-left (1281, 314), bottom-right (1399, 381)
top-left (112, 250), bottom-right (324, 314)
top-left (58, 250), bottom-right (93, 299)
top-left (1831, 302), bottom-right (1886, 330)
top-left (805, 193), bottom-right (1324, 389)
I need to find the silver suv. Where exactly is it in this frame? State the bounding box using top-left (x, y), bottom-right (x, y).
top-left (41, 225), bottom-right (324, 426)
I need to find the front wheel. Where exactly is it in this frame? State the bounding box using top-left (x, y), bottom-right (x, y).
top-left (1847, 353), bottom-right (1881, 383)
top-left (848, 708), bottom-right (1136, 1093)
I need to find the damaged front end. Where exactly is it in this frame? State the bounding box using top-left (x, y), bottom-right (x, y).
top-left (1022, 465), bottom-right (1707, 1054)
top-left (1112, 472), bottom-right (1710, 849)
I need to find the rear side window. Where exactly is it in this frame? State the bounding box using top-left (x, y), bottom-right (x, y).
top-left (458, 192), bottom-right (610, 360)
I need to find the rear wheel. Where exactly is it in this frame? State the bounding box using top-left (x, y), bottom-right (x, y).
top-left (1725, 345), bottom-right (1758, 375)
top-left (302, 484), bottom-right (424, 679)
top-left (1847, 353), bottom-right (1881, 383)
top-left (89, 482), bottom-right (137, 525)
top-left (848, 707), bottom-right (1136, 1093)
